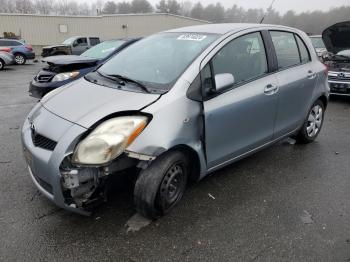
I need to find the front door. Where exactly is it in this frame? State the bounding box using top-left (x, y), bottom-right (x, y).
top-left (203, 32), bottom-right (279, 169)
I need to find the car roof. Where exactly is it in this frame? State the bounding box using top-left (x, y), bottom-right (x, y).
top-left (0, 38), bottom-right (21, 42)
top-left (165, 23), bottom-right (296, 35)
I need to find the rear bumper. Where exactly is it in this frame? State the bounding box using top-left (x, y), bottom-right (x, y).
top-left (328, 80), bottom-right (350, 96)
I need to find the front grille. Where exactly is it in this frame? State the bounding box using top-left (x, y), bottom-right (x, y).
top-left (37, 74), bottom-right (53, 83)
top-left (328, 71), bottom-right (350, 82)
top-left (31, 132), bottom-right (57, 151)
top-left (32, 172), bottom-right (53, 194)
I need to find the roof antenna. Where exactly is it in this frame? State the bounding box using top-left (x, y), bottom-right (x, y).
top-left (260, 0), bottom-right (277, 24)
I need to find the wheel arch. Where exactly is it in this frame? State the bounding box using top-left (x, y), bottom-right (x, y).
top-left (162, 144), bottom-right (203, 183)
top-left (317, 94), bottom-right (328, 109)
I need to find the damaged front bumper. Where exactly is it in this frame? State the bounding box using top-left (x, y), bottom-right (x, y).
top-left (21, 106), bottom-right (154, 215)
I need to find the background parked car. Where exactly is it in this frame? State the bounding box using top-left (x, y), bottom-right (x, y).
top-left (0, 38), bottom-right (35, 65)
top-left (322, 21), bottom-right (350, 96)
top-left (29, 38), bottom-right (140, 98)
top-left (0, 49), bottom-right (15, 70)
top-left (41, 36), bottom-right (101, 57)
top-left (309, 35), bottom-right (328, 58)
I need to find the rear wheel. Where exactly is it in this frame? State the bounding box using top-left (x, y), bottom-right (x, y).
top-left (134, 150), bottom-right (188, 219)
top-left (295, 99), bottom-right (325, 144)
top-left (14, 53), bottom-right (26, 65)
top-left (0, 59), bottom-right (4, 70)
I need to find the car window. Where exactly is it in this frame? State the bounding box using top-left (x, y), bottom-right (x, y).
top-left (0, 40), bottom-right (15, 46)
top-left (310, 37), bottom-right (326, 49)
top-left (98, 32), bottom-right (219, 89)
top-left (81, 40), bottom-right (126, 59)
top-left (89, 38), bottom-right (100, 46)
top-left (76, 38), bottom-right (87, 46)
top-left (211, 32), bottom-right (268, 86)
top-left (270, 31), bottom-right (301, 69)
top-left (295, 35), bottom-right (310, 63)
top-left (0, 40), bottom-right (5, 46)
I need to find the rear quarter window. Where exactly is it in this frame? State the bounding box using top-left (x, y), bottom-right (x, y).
top-left (295, 35), bottom-right (311, 63)
top-left (270, 31), bottom-right (301, 69)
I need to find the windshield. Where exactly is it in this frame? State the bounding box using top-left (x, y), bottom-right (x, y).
top-left (62, 37), bottom-right (76, 45)
top-left (81, 40), bottom-right (126, 59)
top-left (310, 37), bottom-right (326, 49)
top-left (97, 32), bottom-right (219, 89)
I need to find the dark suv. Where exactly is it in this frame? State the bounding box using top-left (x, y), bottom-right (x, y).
top-left (0, 39), bottom-right (35, 65)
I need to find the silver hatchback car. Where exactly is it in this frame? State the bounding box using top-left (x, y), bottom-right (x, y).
top-left (22, 24), bottom-right (329, 218)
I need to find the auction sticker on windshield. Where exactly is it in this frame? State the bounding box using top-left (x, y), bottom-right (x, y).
top-left (177, 34), bottom-right (207, 41)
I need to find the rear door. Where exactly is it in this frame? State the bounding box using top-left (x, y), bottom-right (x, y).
top-left (270, 31), bottom-right (317, 137)
top-left (203, 31), bottom-right (279, 169)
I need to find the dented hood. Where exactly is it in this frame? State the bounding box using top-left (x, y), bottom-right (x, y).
top-left (322, 21), bottom-right (350, 54)
top-left (41, 78), bottom-right (160, 128)
top-left (43, 55), bottom-right (99, 66)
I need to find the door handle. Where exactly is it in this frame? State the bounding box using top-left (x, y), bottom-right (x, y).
top-left (307, 71), bottom-right (316, 79)
top-left (264, 84), bottom-right (279, 95)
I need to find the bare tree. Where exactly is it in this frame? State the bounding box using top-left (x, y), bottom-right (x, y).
top-left (34, 0), bottom-right (53, 14)
top-left (117, 1), bottom-right (132, 14)
top-left (131, 0), bottom-right (153, 13)
top-left (103, 1), bottom-right (117, 14)
top-left (179, 1), bottom-right (192, 17)
top-left (15, 0), bottom-right (34, 14)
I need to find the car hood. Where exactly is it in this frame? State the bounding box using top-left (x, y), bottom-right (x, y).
top-left (322, 21), bottom-right (350, 54)
top-left (43, 55), bottom-right (99, 66)
top-left (41, 78), bottom-right (160, 128)
top-left (43, 44), bottom-right (69, 49)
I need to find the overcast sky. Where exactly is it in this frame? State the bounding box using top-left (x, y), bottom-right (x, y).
top-left (147, 0), bottom-right (350, 14)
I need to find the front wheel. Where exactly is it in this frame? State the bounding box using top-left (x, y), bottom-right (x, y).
top-left (295, 99), bottom-right (325, 144)
top-left (134, 150), bottom-right (189, 219)
top-left (0, 59), bottom-right (4, 70)
top-left (14, 53), bottom-right (26, 65)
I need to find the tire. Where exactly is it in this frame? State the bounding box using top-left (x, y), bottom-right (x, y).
top-left (295, 99), bottom-right (325, 144)
top-left (0, 59), bottom-right (4, 70)
top-left (14, 53), bottom-right (26, 65)
top-left (134, 150), bottom-right (189, 219)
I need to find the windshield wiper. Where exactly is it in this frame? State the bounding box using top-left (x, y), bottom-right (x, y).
top-left (107, 74), bottom-right (151, 93)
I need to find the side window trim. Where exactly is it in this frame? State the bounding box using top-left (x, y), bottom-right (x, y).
top-left (293, 33), bottom-right (303, 64)
top-left (294, 33), bottom-right (312, 64)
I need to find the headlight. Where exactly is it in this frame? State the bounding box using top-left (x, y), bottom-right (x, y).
top-left (52, 71), bottom-right (79, 82)
top-left (72, 116), bottom-right (148, 165)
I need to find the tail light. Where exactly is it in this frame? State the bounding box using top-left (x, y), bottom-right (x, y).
top-left (322, 62), bottom-right (329, 76)
top-left (25, 45), bottom-right (33, 51)
top-left (0, 47), bottom-right (11, 53)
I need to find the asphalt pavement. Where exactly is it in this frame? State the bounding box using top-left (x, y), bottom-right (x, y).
top-left (0, 62), bottom-right (350, 261)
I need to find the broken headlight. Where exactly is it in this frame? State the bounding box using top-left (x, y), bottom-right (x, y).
top-left (72, 116), bottom-right (148, 165)
top-left (52, 71), bottom-right (79, 82)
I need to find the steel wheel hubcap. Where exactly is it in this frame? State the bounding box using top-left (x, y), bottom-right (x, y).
top-left (15, 55), bottom-right (24, 64)
top-left (306, 105), bottom-right (323, 137)
top-left (160, 164), bottom-right (185, 206)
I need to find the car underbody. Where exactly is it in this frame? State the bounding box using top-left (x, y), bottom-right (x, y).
top-left (59, 152), bottom-right (151, 212)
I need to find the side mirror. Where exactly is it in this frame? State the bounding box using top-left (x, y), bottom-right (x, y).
top-left (72, 41), bottom-right (78, 47)
top-left (214, 73), bottom-right (235, 92)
